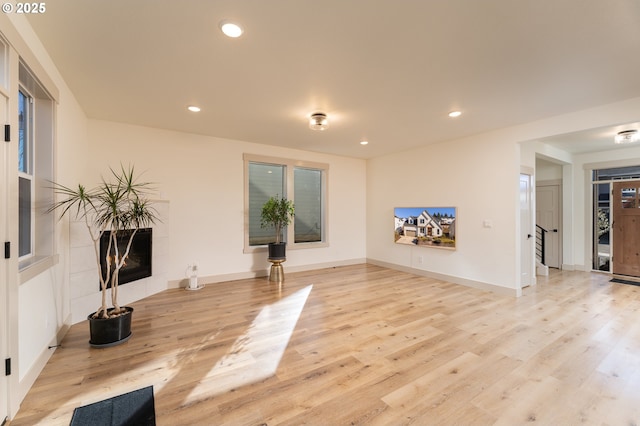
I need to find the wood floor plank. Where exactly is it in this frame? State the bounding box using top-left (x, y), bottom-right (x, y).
top-left (8, 265), bottom-right (640, 425)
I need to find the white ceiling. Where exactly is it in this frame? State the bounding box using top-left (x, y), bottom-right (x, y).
top-left (26, 0), bottom-right (640, 159)
top-left (536, 121), bottom-right (640, 154)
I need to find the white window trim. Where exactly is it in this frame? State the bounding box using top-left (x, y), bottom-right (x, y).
top-left (17, 60), bottom-right (56, 274)
top-left (243, 153), bottom-right (329, 254)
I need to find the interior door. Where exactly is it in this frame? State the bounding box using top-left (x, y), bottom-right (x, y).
top-left (536, 184), bottom-right (561, 268)
top-left (0, 91), bottom-right (9, 424)
top-left (612, 180), bottom-right (640, 277)
top-left (520, 173), bottom-right (533, 288)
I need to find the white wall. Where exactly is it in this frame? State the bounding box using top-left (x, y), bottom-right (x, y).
top-left (367, 132), bottom-right (520, 293)
top-left (17, 269), bottom-right (62, 376)
top-left (85, 119), bottom-right (367, 288)
top-left (536, 159), bottom-right (563, 182)
top-left (368, 96), bottom-right (640, 294)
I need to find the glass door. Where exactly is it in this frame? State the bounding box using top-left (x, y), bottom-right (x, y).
top-left (593, 182), bottom-right (611, 272)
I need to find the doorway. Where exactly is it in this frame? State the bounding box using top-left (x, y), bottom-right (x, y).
top-left (536, 183), bottom-right (561, 268)
top-left (591, 166), bottom-right (640, 274)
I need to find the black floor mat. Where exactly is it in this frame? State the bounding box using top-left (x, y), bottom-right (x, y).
top-left (70, 386), bottom-right (155, 426)
top-left (610, 278), bottom-right (640, 287)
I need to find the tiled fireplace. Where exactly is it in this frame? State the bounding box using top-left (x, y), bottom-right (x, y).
top-left (69, 200), bottom-right (169, 324)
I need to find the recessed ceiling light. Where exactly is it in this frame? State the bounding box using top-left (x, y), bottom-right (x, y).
top-left (448, 111), bottom-right (462, 118)
top-left (360, 140), bottom-right (369, 145)
top-left (187, 105), bottom-right (201, 112)
top-left (220, 21), bottom-right (243, 38)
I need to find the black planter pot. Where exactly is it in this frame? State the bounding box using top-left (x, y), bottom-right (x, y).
top-left (88, 306), bottom-right (133, 348)
top-left (268, 242), bottom-right (287, 260)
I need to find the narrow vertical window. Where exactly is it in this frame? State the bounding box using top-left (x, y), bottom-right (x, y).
top-left (18, 88), bottom-right (33, 258)
top-left (294, 167), bottom-right (323, 243)
top-left (248, 162), bottom-right (285, 246)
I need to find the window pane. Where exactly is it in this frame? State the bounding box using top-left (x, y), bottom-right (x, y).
top-left (19, 176), bottom-right (32, 257)
top-left (594, 166), bottom-right (640, 181)
top-left (621, 187), bottom-right (637, 209)
top-left (294, 167), bottom-right (322, 243)
top-left (18, 90), bottom-right (28, 173)
top-left (248, 162), bottom-right (285, 246)
top-left (593, 183), bottom-right (610, 271)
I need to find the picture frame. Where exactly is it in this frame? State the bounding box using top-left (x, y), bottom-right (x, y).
top-left (394, 207), bottom-right (456, 249)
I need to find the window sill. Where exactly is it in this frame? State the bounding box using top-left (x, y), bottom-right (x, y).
top-left (243, 241), bottom-right (329, 254)
top-left (19, 254), bottom-right (59, 284)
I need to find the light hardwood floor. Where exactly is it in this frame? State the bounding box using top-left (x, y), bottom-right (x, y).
top-left (9, 264), bottom-right (640, 425)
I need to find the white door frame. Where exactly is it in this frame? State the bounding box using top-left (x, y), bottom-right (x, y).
top-left (0, 83), bottom-right (9, 425)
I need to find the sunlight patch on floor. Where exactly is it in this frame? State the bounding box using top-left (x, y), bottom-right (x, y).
top-left (184, 284), bottom-right (313, 403)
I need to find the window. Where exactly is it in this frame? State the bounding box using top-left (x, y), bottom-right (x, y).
top-left (247, 162), bottom-right (285, 246)
top-left (293, 167), bottom-right (322, 243)
top-left (17, 61), bottom-right (55, 270)
top-left (244, 154), bottom-right (328, 252)
top-left (18, 89), bottom-right (33, 258)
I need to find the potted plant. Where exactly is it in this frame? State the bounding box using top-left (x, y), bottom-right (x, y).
top-left (48, 165), bottom-right (158, 347)
top-left (260, 195), bottom-right (295, 260)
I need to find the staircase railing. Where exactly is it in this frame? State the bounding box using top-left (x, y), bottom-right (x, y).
top-left (536, 225), bottom-right (558, 266)
top-left (536, 225), bottom-right (547, 265)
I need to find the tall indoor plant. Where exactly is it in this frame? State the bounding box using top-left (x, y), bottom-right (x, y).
top-left (260, 195), bottom-right (294, 260)
top-left (48, 165), bottom-right (158, 347)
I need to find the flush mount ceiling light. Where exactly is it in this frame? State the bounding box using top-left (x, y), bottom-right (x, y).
top-left (448, 111), bottom-right (462, 118)
top-left (220, 21), bottom-right (243, 38)
top-left (187, 105), bottom-right (201, 112)
top-left (615, 130), bottom-right (640, 144)
top-left (309, 112), bottom-right (328, 131)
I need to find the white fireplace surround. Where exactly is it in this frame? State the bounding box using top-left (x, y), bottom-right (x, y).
top-left (68, 200), bottom-right (170, 324)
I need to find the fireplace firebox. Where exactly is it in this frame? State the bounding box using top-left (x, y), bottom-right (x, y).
top-left (99, 228), bottom-right (152, 288)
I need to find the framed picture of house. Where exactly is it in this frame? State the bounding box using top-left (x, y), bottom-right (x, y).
top-left (394, 207), bottom-right (456, 249)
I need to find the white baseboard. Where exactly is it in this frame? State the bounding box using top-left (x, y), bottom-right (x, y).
top-left (168, 257), bottom-right (518, 296)
top-left (168, 258), bottom-right (368, 289)
top-left (366, 258), bottom-right (519, 297)
top-left (561, 263), bottom-right (588, 272)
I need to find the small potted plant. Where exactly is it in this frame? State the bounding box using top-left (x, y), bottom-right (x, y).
top-left (260, 195), bottom-right (295, 260)
top-left (48, 165), bottom-right (158, 347)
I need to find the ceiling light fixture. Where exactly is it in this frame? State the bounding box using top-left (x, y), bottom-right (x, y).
top-left (360, 140), bottom-right (369, 145)
top-left (309, 112), bottom-right (328, 131)
top-left (448, 111), bottom-right (462, 118)
top-left (614, 130), bottom-right (640, 144)
top-left (220, 21), bottom-right (243, 38)
top-left (187, 105), bottom-right (201, 112)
